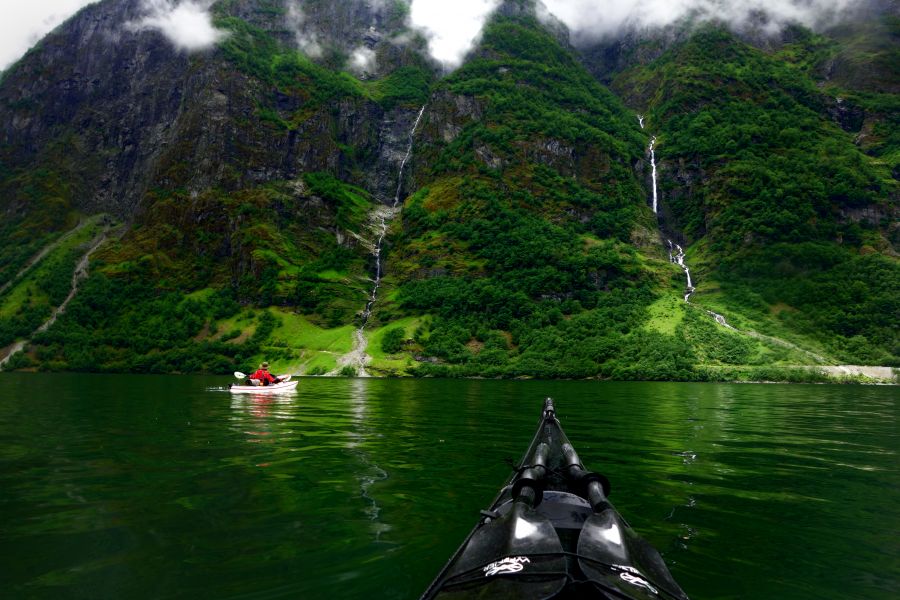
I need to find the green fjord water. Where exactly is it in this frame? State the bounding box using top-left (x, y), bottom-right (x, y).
top-left (0, 375), bottom-right (897, 599)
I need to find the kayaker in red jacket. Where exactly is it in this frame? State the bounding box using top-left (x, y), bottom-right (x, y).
top-left (249, 362), bottom-right (281, 386)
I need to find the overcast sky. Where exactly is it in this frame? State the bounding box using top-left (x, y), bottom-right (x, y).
top-left (0, 1), bottom-right (98, 71)
top-left (0, 0), bottom-right (869, 72)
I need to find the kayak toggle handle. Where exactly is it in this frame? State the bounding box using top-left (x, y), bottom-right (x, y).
top-left (562, 443), bottom-right (612, 512)
top-left (542, 397), bottom-right (556, 418)
top-left (512, 443), bottom-right (550, 507)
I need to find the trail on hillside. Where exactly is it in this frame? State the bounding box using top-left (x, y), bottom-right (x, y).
top-left (0, 219), bottom-right (94, 297)
top-left (742, 330), bottom-right (829, 364)
top-left (0, 229), bottom-right (110, 369)
top-left (331, 105), bottom-right (426, 377)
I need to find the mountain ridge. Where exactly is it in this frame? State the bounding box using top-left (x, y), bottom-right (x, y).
top-left (0, 0), bottom-right (897, 380)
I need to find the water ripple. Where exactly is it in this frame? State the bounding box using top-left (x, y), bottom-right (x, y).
top-left (0, 375), bottom-right (896, 599)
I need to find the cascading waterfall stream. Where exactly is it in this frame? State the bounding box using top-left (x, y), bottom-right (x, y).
top-left (642, 117), bottom-right (733, 329)
top-left (668, 241), bottom-right (696, 303)
top-left (639, 117), bottom-right (658, 214)
top-left (337, 105), bottom-right (426, 376)
top-left (361, 105), bottom-right (426, 327)
top-left (641, 123), bottom-right (844, 362)
top-left (649, 136), bottom-right (659, 214)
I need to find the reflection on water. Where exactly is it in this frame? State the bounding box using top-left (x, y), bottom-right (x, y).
top-left (0, 375), bottom-right (896, 600)
top-left (347, 378), bottom-right (391, 540)
top-left (230, 394), bottom-right (298, 458)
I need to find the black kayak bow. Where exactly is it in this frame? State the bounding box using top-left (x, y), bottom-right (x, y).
top-left (420, 398), bottom-right (689, 600)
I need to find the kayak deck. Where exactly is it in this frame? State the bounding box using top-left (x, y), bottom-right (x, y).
top-left (420, 398), bottom-right (689, 599)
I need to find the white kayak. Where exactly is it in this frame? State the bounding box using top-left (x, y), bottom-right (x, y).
top-left (229, 374), bottom-right (298, 394)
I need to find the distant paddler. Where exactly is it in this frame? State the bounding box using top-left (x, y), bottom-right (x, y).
top-left (247, 362), bottom-right (282, 386)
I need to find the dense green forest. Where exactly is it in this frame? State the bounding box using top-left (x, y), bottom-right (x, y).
top-left (613, 27), bottom-right (899, 366)
top-left (0, 5), bottom-right (896, 380)
top-left (383, 16), bottom-right (668, 378)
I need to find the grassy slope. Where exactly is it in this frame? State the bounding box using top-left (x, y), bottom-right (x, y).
top-left (0, 215), bottom-right (109, 349)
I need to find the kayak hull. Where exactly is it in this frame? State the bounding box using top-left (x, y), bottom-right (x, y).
top-left (420, 398), bottom-right (689, 599)
top-left (229, 375), bottom-right (297, 394)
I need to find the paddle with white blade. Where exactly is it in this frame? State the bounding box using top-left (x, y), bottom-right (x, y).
top-left (234, 371), bottom-right (247, 379)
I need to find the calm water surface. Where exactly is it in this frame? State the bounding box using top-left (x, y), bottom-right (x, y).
top-left (0, 375), bottom-right (897, 599)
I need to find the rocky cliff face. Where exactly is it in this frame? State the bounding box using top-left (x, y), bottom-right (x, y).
top-left (0, 0), bottom-right (430, 223)
top-left (0, 0), bottom-right (897, 376)
top-left (0, 0), bottom-right (188, 217)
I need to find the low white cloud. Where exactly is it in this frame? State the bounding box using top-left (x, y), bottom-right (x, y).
top-left (128, 0), bottom-right (225, 51)
top-left (285, 1), bottom-right (323, 58)
top-left (540, 0), bottom-right (867, 42)
top-left (405, 0), bottom-right (868, 67)
top-left (409, 0), bottom-right (502, 68)
top-left (349, 46), bottom-right (377, 75)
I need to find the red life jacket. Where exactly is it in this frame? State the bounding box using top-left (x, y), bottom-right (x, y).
top-left (250, 369), bottom-right (276, 384)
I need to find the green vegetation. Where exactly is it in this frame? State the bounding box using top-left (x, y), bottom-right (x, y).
top-left (302, 172), bottom-right (372, 230)
top-left (380, 327), bottom-right (405, 354)
top-left (375, 15), bottom-right (691, 379)
top-left (26, 270), bottom-right (245, 373)
top-left (717, 245), bottom-right (899, 365)
top-left (0, 168), bottom-right (80, 286)
top-left (621, 28), bottom-right (891, 247)
top-left (614, 26), bottom-right (900, 365)
top-left (366, 65), bottom-right (434, 110)
top-left (2, 11), bottom-right (896, 381)
top-left (0, 217), bottom-right (106, 348)
top-left (8, 175), bottom-right (376, 372)
top-left (216, 16), bottom-right (433, 117)
top-left (97, 180), bottom-right (373, 319)
top-left (216, 16), bottom-right (364, 112)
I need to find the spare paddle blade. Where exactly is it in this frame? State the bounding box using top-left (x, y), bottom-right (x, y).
top-left (577, 510), bottom-right (689, 599)
top-left (432, 502), bottom-right (566, 599)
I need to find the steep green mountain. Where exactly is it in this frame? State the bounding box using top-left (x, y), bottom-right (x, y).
top-left (612, 23), bottom-right (899, 366)
top-left (377, 14), bottom-right (716, 379)
top-left (0, 0), bottom-right (434, 373)
top-left (0, 0), bottom-right (896, 380)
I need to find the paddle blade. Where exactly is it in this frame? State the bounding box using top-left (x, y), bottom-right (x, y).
top-left (577, 510), bottom-right (689, 599)
top-left (234, 371), bottom-right (246, 379)
top-left (433, 503), bottom-right (566, 599)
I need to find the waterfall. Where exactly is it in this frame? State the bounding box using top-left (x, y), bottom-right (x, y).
top-left (667, 235), bottom-right (734, 327)
top-left (649, 136), bottom-right (658, 214)
top-left (668, 241), bottom-right (695, 303)
top-left (707, 310), bottom-right (736, 330)
top-left (361, 105), bottom-right (426, 327)
top-left (337, 105), bottom-right (426, 376)
top-left (642, 116), bottom-right (734, 328)
top-left (393, 106), bottom-right (426, 208)
top-left (642, 120), bottom-right (692, 302)
top-left (639, 116), bottom-right (657, 213)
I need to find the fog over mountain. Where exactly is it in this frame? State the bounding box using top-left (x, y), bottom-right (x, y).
top-left (409, 0), bottom-right (502, 67)
top-left (2, 0), bottom-right (881, 73)
top-left (541, 0), bottom-right (870, 42)
top-left (125, 0), bottom-right (224, 51)
top-left (412, 0), bottom-right (874, 66)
